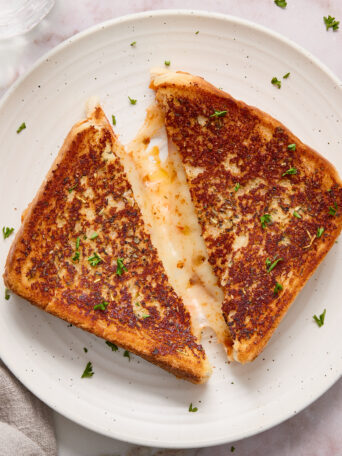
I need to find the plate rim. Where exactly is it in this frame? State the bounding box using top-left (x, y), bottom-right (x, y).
top-left (0, 9), bottom-right (341, 448)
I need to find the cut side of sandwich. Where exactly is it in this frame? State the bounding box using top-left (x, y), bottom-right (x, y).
top-left (125, 104), bottom-right (231, 351)
top-left (151, 69), bottom-right (342, 363)
top-left (4, 102), bottom-right (211, 383)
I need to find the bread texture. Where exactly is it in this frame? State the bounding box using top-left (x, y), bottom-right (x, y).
top-left (151, 68), bottom-right (342, 363)
top-left (4, 103), bottom-right (211, 383)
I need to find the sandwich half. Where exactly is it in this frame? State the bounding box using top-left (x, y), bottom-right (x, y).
top-left (151, 69), bottom-right (342, 363)
top-left (4, 102), bottom-right (211, 383)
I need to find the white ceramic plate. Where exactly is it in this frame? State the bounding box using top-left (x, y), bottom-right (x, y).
top-left (0, 10), bottom-right (342, 449)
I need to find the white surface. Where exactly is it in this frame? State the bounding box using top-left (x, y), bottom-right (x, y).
top-left (0, 8), bottom-right (342, 453)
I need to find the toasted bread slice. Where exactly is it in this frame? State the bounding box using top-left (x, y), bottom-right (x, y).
top-left (151, 69), bottom-right (342, 363)
top-left (4, 102), bottom-right (211, 383)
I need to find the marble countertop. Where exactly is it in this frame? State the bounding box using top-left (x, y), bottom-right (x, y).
top-left (1, 1), bottom-right (342, 455)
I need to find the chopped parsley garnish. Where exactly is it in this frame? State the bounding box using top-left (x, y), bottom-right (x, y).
top-left (106, 341), bottom-right (118, 351)
top-left (88, 252), bottom-right (102, 266)
top-left (68, 184), bottom-right (77, 193)
top-left (112, 115), bottom-right (116, 126)
top-left (5, 288), bottom-right (10, 300)
top-left (231, 447), bottom-right (235, 453)
top-left (128, 96), bottom-right (137, 105)
top-left (313, 309), bottom-right (326, 327)
top-left (283, 72), bottom-right (290, 79)
top-left (72, 251), bottom-right (80, 262)
top-left (274, 282), bottom-right (283, 295)
top-left (142, 312), bottom-right (150, 319)
top-left (293, 210), bottom-right (301, 219)
top-left (116, 258), bottom-right (127, 276)
top-left (274, 0), bottom-right (287, 8)
top-left (282, 167), bottom-right (297, 177)
top-left (271, 77), bottom-right (281, 89)
top-left (188, 403), bottom-right (198, 412)
top-left (164, 60), bottom-right (171, 66)
top-left (328, 202), bottom-right (338, 216)
top-left (266, 256), bottom-right (283, 273)
top-left (210, 110), bottom-right (227, 118)
top-left (72, 237), bottom-right (81, 262)
top-left (16, 122), bottom-right (26, 134)
top-left (316, 227), bottom-right (324, 238)
top-left (2, 226), bottom-right (14, 239)
top-left (234, 183), bottom-right (240, 192)
top-left (195, 30), bottom-right (199, 34)
top-left (260, 213), bottom-right (271, 229)
top-left (324, 15), bottom-right (339, 31)
top-left (287, 143), bottom-right (296, 151)
top-left (83, 347), bottom-right (88, 353)
top-left (123, 350), bottom-right (130, 360)
top-left (93, 301), bottom-right (109, 311)
top-left (90, 232), bottom-right (99, 239)
top-left (81, 361), bottom-right (94, 378)
top-left (130, 41), bottom-right (136, 46)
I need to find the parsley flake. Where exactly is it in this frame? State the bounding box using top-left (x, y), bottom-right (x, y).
top-left (328, 202), bottom-right (338, 216)
top-left (234, 183), bottom-right (240, 192)
top-left (68, 184), bottom-right (77, 193)
top-left (16, 122), bottom-right (26, 134)
top-left (72, 237), bottom-right (81, 262)
top-left (324, 15), bottom-right (339, 31)
top-left (271, 77), bottom-right (281, 89)
top-left (81, 361), bottom-right (94, 378)
top-left (142, 313), bottom-right (150, 319)
top-left (188, 403), bottom-right (198, 412)
top-left (106, 341), bottom-right (118, 351)
top-left (116, 258), bottom-right (127, 276)
top-left (72, 251), bottom-right (80, 262)
top-left (316, 227), bottom-right (324, 238)
top-left (266, 256), bottom-right (283, 273)
top-left (93, 301), bottom-right (109, 311)
top-left (88, 252), bottom-right (102, 266)
top-left (293, 210), bottom-right (302, 219)
top-left (123, 350), bottom-right (130, 360)
top-left (283, 72), bottom-right (290, 79)
top-left (274, 0), bottom-right (287, 8)
top-left (313, 309), bottom-right (326, 327)
top-left (112, 115), bottom-right (116, 126)
top-left (195, 30), bottom-right (199, 34)
top-left (164, 60), bottom-right (171, 66)
top-left (90, 232), bottom-right (99, 239)
top-left (260, 213), bottom-right (272, 229)
top-left (282, 167), bottom-right (297, 177)
top-left (274, 282), bottom-right (283, 295)
top-left (210, 110), bottom-right (227, 118)
top-left (130, 41), bottom-right (136, 46)
top-left (2, 227), bottom-right (14, 239)
top-left (128, 96), bottom-right (137, 105)
top-left (5, 288), bottom-right (10, 300)
top-left (83, 347), bottom-right (88, 353)
top-left (231, 447), bottom-right (236, 453)
top-left (287, 143), bottom-right (296, 151)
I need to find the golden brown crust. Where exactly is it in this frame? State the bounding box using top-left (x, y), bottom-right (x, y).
top-left (152, 69), bottom-right (342, 363)
top-left (4, 104), bottom-right (211, 383)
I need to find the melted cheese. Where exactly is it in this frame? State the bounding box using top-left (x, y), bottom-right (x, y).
top-left (122, 105), bottom-right (231, 349)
